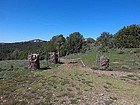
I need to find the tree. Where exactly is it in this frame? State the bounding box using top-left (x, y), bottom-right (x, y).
top-left (96, 32), bottom-right (114, 51)
top-left (65, 32), bottom-right (84, 54)
top-left (11, 49), bottom-right (19, 60)
top-left (56, 35), bottom-right (66, 56)
top-left (114, 24), bottom-right (140, 48)
top-left (84, 38), bottom-right (95, 51)
top-left (47, 34), bottom-right (66, 56)
top-left (86, 38), bottom-right (95, 43)
top-left (0, 52), bottom-right (2, 60)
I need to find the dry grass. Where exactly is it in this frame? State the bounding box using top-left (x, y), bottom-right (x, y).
top-left (0, 55), bottom-right (140, 104)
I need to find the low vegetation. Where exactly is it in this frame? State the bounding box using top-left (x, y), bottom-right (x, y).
top-left (0, 55), bottom-right (140, 104)
top-left (81, 48), bottom-right (140, 71)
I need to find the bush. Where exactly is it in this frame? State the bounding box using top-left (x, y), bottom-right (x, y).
top-left (118, 49), bottom-right (124, 54)
top-left (121, 65), bottom-right (130, 70)
top-left (130, 49), bottom-right (140, 54)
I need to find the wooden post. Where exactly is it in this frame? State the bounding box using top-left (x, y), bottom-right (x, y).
top-left (81, 59), bottom-right (86, 67)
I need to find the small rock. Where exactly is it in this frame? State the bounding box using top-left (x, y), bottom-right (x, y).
top-left (100, 93), bottom-right (104, 96)
top-left (28, 87), bottom-right (31, 90)
top-left (3, 100), bottom-right (7, 103)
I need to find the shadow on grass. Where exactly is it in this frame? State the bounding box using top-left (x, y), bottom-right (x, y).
top-left (38, 67), bottom-right (52, 70)
top-left (38, 62), bottom-right (64, 71)
top-left (0, 68), bottom-right (7, 72)
top-left (58, 62), bottom-right (64, 64)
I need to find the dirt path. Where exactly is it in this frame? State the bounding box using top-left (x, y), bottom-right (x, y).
top-left (60, 58), bottom-right (140, 85)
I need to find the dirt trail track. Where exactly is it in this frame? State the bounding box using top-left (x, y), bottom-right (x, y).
top-left (60, 58), bottom-right (140, 85)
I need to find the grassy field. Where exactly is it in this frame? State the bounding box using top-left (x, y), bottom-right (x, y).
top-left (0, 49), bottom-right (140, 105)
top-left (81, 48), bottom-right (140, 71)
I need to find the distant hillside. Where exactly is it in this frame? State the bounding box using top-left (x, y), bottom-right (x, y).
top-left (0, 40), bottom-right (47, 60)
top-left (0, 39), bottom-right (47, 44)
top-left (28, 39), bottom-right (47, 43)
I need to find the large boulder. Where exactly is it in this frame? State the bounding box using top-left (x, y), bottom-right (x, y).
top-left (100, 56), bottom-right (110, 70)
top-left (50, 52), bottom-right (58, 64)
top-left (28, 54), bottom-right (40, 69)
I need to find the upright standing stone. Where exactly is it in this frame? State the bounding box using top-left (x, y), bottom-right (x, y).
top-left (28, 54), bottom-right (40, 69)
top-left (100, 56), bottom-right (110, 70)
top-left (50, 52), bottom-right (58, 64)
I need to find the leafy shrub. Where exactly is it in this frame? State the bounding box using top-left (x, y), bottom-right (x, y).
top-left (121, 65), bottom-right (130, 70)
top-left (118, 49), bottom-right (124, 54)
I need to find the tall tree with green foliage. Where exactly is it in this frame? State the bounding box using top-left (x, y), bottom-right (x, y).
top-left (96, 32), bottom-right (114, 51)
top-left (56, 35), bottom-right (66, 56)
top-left (86, 38), bottom-right (95, 43)
top-left (65, 32), bottom-right (84, 54)
top-left (114, 24), bottom-right (140, 48)
top-left (11, 49), bottom-right (20, 60)
top-left (81, 38), bottom-right (95, 52)
top-left (45, 34), bottom-right (66, 56)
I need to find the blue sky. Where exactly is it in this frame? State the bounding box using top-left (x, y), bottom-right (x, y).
top-left (0, 0), bottom-right (140, 42)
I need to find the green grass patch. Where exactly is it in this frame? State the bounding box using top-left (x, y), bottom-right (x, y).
top-left (81, 49), bottom-right (140, 71)
top-left (0, 59), bottom-right (140, 104)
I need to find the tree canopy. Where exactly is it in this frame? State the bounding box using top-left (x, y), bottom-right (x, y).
top-left (96, 32), bottom-right (114, 51)
top-left (114, 24), bottom-right (140, 48)
top-left (65, 32), bottom-right (84, 54)
top-left (1, 24), bottom-right (140, 60)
